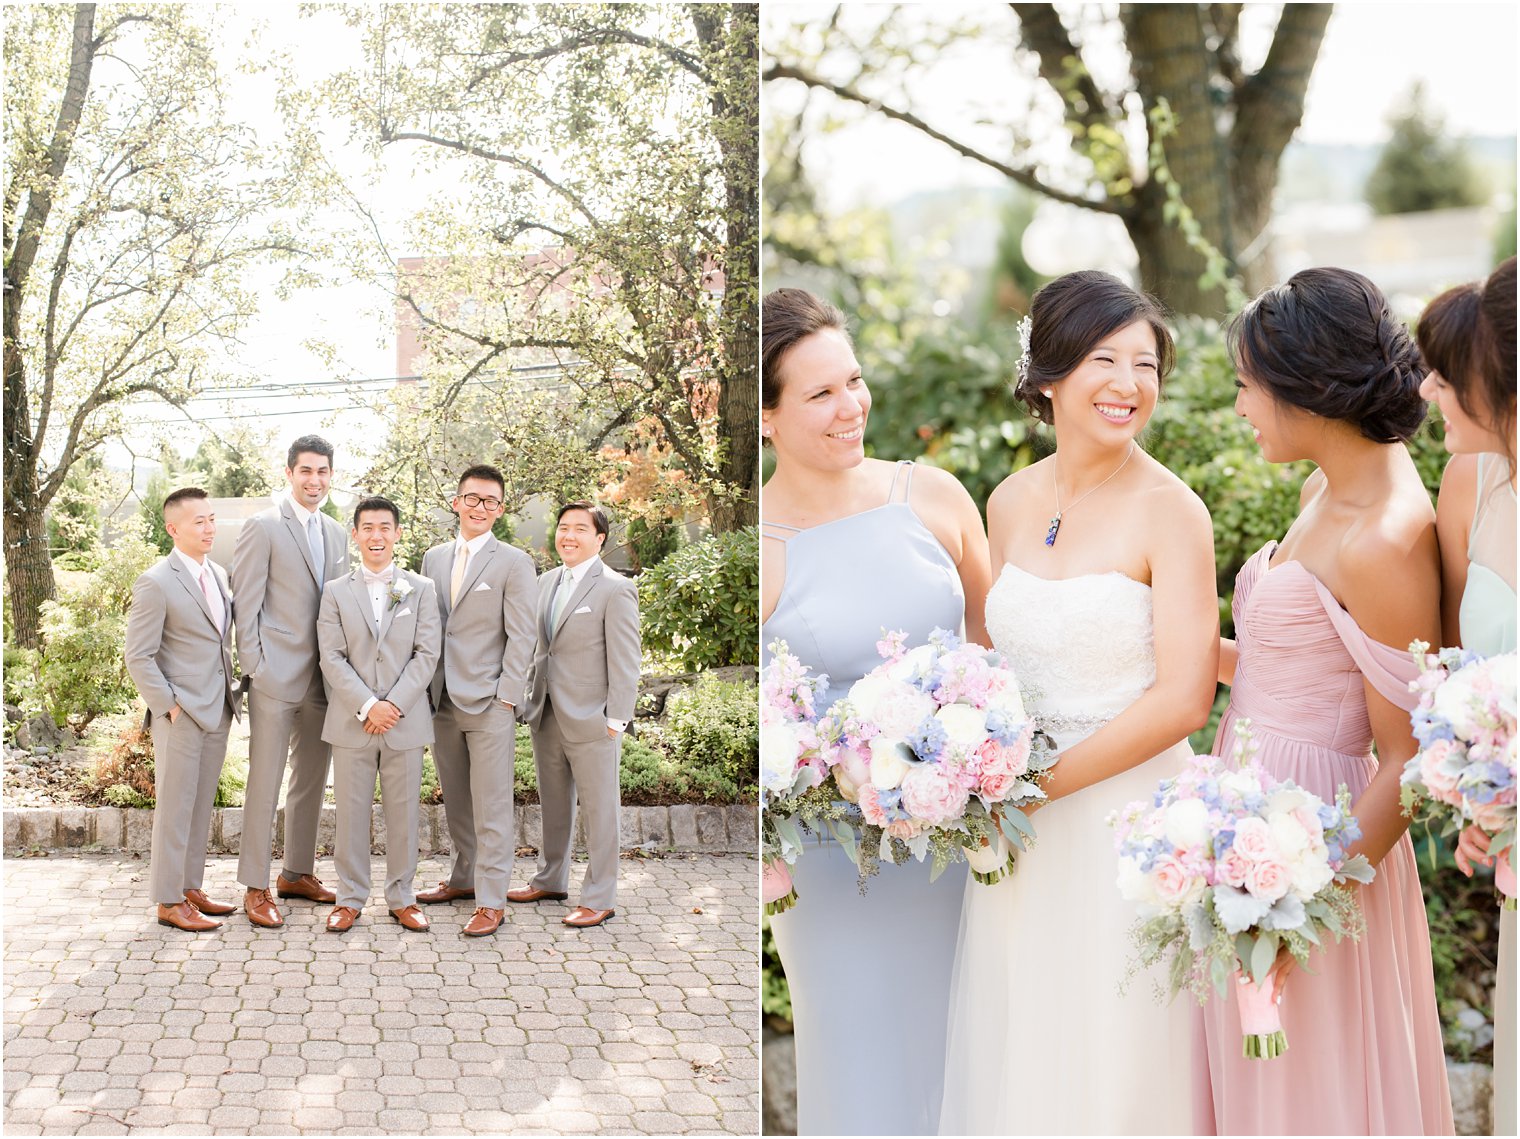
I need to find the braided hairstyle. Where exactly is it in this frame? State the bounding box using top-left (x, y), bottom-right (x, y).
top-left (1227, 267), bottom-right (1425, 443)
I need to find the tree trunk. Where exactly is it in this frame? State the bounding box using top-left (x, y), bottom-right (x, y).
top-left (1123, 3), bottom-right (1236, 317)
top-left (3, 502), bottom-right (55, 649)
top-left (693, 2), bottom-right (759, 531)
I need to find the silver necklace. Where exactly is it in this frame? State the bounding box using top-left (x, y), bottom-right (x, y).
top-left (1045, 443), bottom-right (1135, 548)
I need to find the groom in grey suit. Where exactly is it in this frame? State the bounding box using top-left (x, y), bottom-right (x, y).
top-left (317, 496), bottom-right (441, 933)
top-left (512, 503), bottom-right (640, 928)
top-left (124, 488), bottom-right (242, 931)
top-left (231, 435), bottom-right (350, 928)
top-left (417, 464), bottom-right (537, 937)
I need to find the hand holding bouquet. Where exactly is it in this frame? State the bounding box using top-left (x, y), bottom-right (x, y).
top-left (1400, 645), bottom-right (1517, 906)
top-left (1109, 720), bottom-right (1374, 1059)
top-left (826, 628), bottom-right (1051, 884)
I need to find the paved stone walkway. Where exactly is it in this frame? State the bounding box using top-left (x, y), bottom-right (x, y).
top-left (3, 853), bottom-right (759, 1135)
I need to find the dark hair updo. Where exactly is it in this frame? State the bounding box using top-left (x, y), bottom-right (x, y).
top-left (1015, 270), bottom-right (1175, 425)
top-left (1227, 267), bottom-right (1425, 443)
top-left (762, 288), bottom-right (850, 410)
top-left (1481, 256), bottom-right (1517, 464)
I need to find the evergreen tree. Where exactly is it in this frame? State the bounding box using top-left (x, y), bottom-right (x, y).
top-left (1365, 83), bottom-right (1486, 215)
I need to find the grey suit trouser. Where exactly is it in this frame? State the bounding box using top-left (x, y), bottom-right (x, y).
top-left (529, 704), bottom-right (620, 910)
top-left (331, 740), bottom-right (421, 911)
top-left (149, 705), bottom-right (231, 905)
top-left (434, 695), bottom-right (517, 908)
top-left (238, 670), bottom-right (331, 889)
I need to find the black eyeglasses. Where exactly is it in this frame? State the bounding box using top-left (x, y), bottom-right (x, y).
top-left (458, 493), bottom-right (503, 510)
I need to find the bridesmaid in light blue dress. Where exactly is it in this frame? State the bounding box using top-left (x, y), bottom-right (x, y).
top-left (1418, 256), bottom-right (1517, 1135)
top-left (760, 288), bottom-right (992, 1136)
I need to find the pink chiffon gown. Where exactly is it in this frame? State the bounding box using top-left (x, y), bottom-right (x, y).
top-left (1194, 542), bottom-right (1455, 1135)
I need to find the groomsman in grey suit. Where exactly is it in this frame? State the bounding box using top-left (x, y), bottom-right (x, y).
top-left (317, 497), bottom-right (441, 933)
top-left (417, 465), bottom-right (537, 937)
top-left (124, 488), bottom-right (242, 931)
top-left (512, 503), bottom-right (641, 928)
top-left (231, 435), bottom-right (350, 928)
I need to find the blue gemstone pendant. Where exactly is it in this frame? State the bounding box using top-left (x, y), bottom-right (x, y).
top-left (1045, 515), bottom-right (1061, 547)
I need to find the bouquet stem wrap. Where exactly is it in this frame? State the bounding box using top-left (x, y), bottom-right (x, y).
top-left (1236, 972), bottom-right (1288, 1060)
top-left (762, 859), bottom-right (798, 916)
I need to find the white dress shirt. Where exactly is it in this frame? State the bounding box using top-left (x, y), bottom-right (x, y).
top-left (557, 556), bottom-right (627, 733)
top-left (356, 561), bottom-right (397, 722)
top-left (172, 548), bottom-right (224, 634)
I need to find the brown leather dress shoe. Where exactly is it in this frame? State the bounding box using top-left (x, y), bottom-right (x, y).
top-left (157, 901), bottom-right (221, 932)
top-left (277, 873), bottom-right (336, 903)
top-left (184, 889), bottom-right (237, 916)
top-left (562, 906), bottom-right (615, 928)
top-left (462, 907), bottom-right (504, 937)
top-left (389, 905), bottom-right (430, 932)
top-left (506, 885), bottom-right (570, 903)
top-left (326, 906), bottom-right (360, 933)
top-left (244, 887), bottom-right (284, 928)
top-left (416, 881), bottom-right (476, 904)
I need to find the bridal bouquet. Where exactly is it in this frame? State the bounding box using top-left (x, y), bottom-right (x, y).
top-left (1400, 644), bottom-right (1517, 907)
top-left (1109, 720), bottom-right (1374, 1059)
top-left (824, 628), bottom-right (1049, 884)
top-left (759, 641), bottom-right (850, 915)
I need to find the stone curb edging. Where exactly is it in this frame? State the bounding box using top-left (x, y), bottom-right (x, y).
top-left (3, 802), bottom-right (757, 857)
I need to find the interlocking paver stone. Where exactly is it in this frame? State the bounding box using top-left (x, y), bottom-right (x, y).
top-left (4, 852), bottom-right (758, 1135)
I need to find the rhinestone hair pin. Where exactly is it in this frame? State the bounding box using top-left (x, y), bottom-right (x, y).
top-left (1015, 314), bottom-right (1033, 386)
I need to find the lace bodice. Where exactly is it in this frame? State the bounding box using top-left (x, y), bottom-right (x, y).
top-left (984, 563), bottom-right (1156, 748)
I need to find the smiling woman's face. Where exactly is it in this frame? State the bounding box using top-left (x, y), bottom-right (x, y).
top-left (1046, 319), bottom-right (1160, 443)
top-left (762, 328), bottom-right (872, 472)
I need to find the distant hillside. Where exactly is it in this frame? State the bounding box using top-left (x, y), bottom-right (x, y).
top-left (1277, 137), bottom-right (1516, 207)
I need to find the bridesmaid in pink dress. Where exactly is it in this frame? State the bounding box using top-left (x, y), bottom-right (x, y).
top-left (1195, 268), bottom-right (1455, 1135)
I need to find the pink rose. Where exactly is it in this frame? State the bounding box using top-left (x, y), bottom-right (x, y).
top-left (1245, 857), bottom-right (1291, 903)
top-left (1152, 854), bottom-right (1202, 908)
top-left (857, 786), bottom-right (889, 827)
top-left (975, 738), bottom-right (1029, 801)
top-left (1418, 739), bottom-right (1462, 802)
top-left (901, 764), bottom-right (971, 826)
top-left (1232, 817), bottom-right (1278, 862)
top-left (1471, 797), bottom-right (1513, 834)
top-left (1217, 846), bottom-right (1251, 889)
top-left (886, 818), bottom-right (922, 841)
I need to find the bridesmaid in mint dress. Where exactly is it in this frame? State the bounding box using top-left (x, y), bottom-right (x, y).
top-left (1419, 256), bottom-right (1517, 1136)
top-left (1196, 268), bottom-right (1454, 1134)
top-left (759, 289), bottom-right (993, 1136)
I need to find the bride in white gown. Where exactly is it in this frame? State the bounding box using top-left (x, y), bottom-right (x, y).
top-left (940, 271), bottom-right (1219, 1135)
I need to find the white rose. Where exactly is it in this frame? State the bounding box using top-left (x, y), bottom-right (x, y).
top-left (1287, 854), bottom-right (1334, 900)
top-left (1163, 797), bottom-right (1212, 852)
top-left (869, 738), bottom-right (914, 791)
top-left (935, 704), bottom-right (989, 750)
top-left (846, 673), bottom-right (896, 720)
top-left (1267, 811), bottom-right (1312, 858)
top-left (759, 723), bottom-right (801, 795)
top-left (832, 745), bottom-right (871, 803)
top-left (1116, 857), bottom-right (1158, 905)
top-left (1265, 786), bottom-right (1312, 817)
top-left (1219, 770), bottom-right (1263, 800)
top-left (885, 643), bottom-right (939, 684)
top-left (875, 686), bottom-right (938, 739)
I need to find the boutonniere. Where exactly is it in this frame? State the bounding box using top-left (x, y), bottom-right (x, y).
top-left (388, 578), bottom-right (414, 610)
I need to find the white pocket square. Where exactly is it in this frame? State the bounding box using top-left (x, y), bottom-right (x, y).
top-left (573, 605), bottom-right (592, 615)
top-left (473, 581), bottom-right (492, 592)
top-left (397, 607), bottom-right (412, 618)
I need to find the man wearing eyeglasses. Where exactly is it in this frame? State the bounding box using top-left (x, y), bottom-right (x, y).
top-left (416, 465), bottom-right (538, 936)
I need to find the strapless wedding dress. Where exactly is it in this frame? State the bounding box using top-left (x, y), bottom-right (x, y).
top-left (939, 564), bottom-right (1194, 1135)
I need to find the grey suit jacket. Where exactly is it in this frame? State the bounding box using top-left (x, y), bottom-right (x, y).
top-left (231, 498), bottom-right (351, 702)
top-left (422, 535), bottom-right (538, 715)
top-left (317, 568), bottom-right (441, 751)
top-left (522, 558), bottom-right (641, 744)
top-left (124, 556), bottom-right (241, 732)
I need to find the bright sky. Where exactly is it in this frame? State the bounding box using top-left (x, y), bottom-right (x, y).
top-left (764, 1), bottom-right (1520, 212)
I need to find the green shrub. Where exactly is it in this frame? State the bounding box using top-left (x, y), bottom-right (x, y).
top-left (4, 644), bottom-right (40, 719)
top-left (420, 750), bottom-right (443, 804)
top-left (762, 916), bottom-right (792, 1024)
top-left (639, 527), bottom-right (758, 670)
top-left (664, 675), bottom-right (758, 798)
top-left (214, 753), bottom-right (248, 808)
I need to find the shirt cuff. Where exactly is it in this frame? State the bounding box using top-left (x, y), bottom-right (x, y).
top-left (607, 718), bottom-right (628, 733)
top-left (358, 696), bottom-right (377, 721)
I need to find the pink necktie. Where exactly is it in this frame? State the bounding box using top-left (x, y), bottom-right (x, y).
top-left (200, 569), bottom-right (223, 634)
